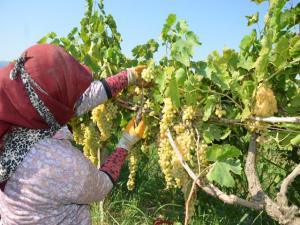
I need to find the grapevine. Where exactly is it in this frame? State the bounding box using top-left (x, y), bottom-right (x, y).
top-left (40, 0), bottom-right (300, 223)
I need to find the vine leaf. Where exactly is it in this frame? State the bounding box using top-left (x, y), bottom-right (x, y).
top-left (207, 159), bottom-right (242, 187)
top-left (202, 95), bottom-right (217, 121)
top-left (205, 65), bottom-right (230, 91)
top-left (166, 74), bottom-right (181, 108)
top-left (206, 144), bottom-right (242, 161)
top-left (290, 37), bottom-right (300, 58)
top-left (246, 12), bottom-right (259, 26)
top-left (175, 68), bottom-right (186, 87)
top-left (290, 134), bottom-right (300, 146)
top-left (271, 35), bottom-right (289, 68)
top-left (202, 124), bottom-right (222, 144)
top-left (38, 32), bottom-right (57, 44)
top-left (239, 29), bottom-right (257, 55)
top-left (206, 144), bottom-right (242, 187)
top-left (171, 31), bottom-right (200, 66)
top-left (184, 79), bottom-right (197, 105)
top-left (161, 14), bottom-right (177, 41)
top-left (251, 0), bottom-right (267, 4)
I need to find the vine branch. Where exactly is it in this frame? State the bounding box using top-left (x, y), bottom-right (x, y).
top-left (252, 117), bottom-right (300, 124)
top-left (277, 164), bottom-right (300, 207)
top-left (166, 128), bottom-right (262, 210)
top-left (245, 133), bottom-right (300, 225)
top-left (184, 175), bottom-right (199, 225)
top-left (115, 98), bottom-right (300, 125)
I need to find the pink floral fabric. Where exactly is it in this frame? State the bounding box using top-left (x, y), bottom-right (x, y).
top-left (0, 135), bottom-right (113, 225)
top-left (100, 148), bottom-right (128, 182)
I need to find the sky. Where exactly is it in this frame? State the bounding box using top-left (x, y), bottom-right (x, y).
top-left (0, 0), bottom-right (276, 61)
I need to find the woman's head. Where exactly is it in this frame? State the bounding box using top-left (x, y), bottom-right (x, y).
top-left (0, 44), bottom-right (92, 141)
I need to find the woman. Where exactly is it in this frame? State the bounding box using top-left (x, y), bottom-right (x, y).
top-left (0, 44), bottom-right (145, 225)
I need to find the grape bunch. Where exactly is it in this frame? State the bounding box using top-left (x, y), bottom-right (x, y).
top-left (254, 84), bottom-right (278, 116)
top-left (83, 123), bottom-right (101, 165)
top-left (91, 101), bottom-right (118, 142)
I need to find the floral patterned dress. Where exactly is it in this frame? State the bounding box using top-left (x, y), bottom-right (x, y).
top-left (0, 71), bottom-right (132, 225)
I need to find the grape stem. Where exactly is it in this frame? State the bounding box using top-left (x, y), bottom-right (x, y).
top-left (114, 98), bottom-right (137, 111)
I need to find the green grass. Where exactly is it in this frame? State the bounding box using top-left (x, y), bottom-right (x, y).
top-left (89, 142), bottom-right (300, 225)
top-left (90, 155), bottom-right (284, 225)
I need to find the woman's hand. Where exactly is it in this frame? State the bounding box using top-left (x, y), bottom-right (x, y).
top-left (116, 116), bottom-right (145, 151)
top-left (128, 65), bottom-right (153, 87)
top-left (131, 65), bottom-right (147, 76)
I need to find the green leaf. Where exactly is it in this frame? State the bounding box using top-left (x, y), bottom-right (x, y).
top-left (238, 80), bottom-right (255, 107)
top-left (220, 128), bottom-right (232, 140)
top-left (251, 0), bottom-right (267, 4)
top-left (213, 73), bottom-right (230, 91)
top-left (132, 39), bottom-right (159, 60)
top-left (153, 89), bottom-right (163, 104)
top-left (204, 63), bottom-right (230, 91)
top-left (156, 71), bottom-right (167, 94)
top-left (207, 159), bottom-right (242, 187)
top-left (222, 47), bottom-right (239, 68)
top-left (176, 20), bottom-right (189, 34)
top-left (239, 29), bottom-right (257, 54)
top-left (202, 124), bottom-right (223, 144)
top-left (290, 95), bottom-right (300, 108)
top-left (37, 32), bottom-right (57, 44)
top-left (246, 12), bottom-right (259, 26)
top-left (60, 37), bottom-right (70, 46)
top-left (184, 78), bottom-right (198, 105)
top-left (166, 14), bottom-right (177, 27)
top-left (166, 74), bottom-right (181, 108)
top-left (67, 27), bottom-right (78, 40)
top-left (202, 95), bottom-right (217, 121)
top-left (50, 38), bottom-right (60, 45)
top-left (68, 45), bottom-right (81, 59)
top-left (106, 14), bottom-right (117, 30)
top-left (206, 144), bottom-right (242, 161)
top-left (271, 35), bottom-right (289, 68)
top-left (171, 31), bottom-right (200, 66)
top-left (38, 36), bottom-right (49, 44)
top-left (175, 68), bottom-right (186, 86)
top-left (186, 31), bottom-right (201, 46)
top-left (161, 14), bottom-right (177, 40)
top-left (171, 39), bottom-right (191, 66)
top-left (290, 37), bottom-right (300, 58)
top-left (84, 55), bottom-right (100, 73)
top-left (85, 0), bottom-right (93, 17)
top-left (291, 135), bottom-right (300, 146)
top-left (237, 55), bottom-right (255, 70)
top-left (240, 106), bottom-right (252, 121)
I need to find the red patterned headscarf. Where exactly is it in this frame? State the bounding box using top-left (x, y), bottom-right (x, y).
top-left (0, 44), bottom-right (92, 190)
top-left (0, 44), bottom-right (92, 145)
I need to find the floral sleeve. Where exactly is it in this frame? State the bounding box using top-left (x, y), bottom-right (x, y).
top-left (75, 70), bottom-right (129, 115)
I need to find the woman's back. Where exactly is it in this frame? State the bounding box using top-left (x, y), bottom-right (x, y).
top-left (0, 128), bottom-right (112, 225)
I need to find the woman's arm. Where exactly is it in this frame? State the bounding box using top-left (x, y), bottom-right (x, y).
top-left (99, 147), bottom-right (128, 184)
top-left (75, 117), bottom-right (144, 204)
top-left (75, 70), bottom-right (136, 115)
top-left (73, 147), bottom-right (128, 205)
